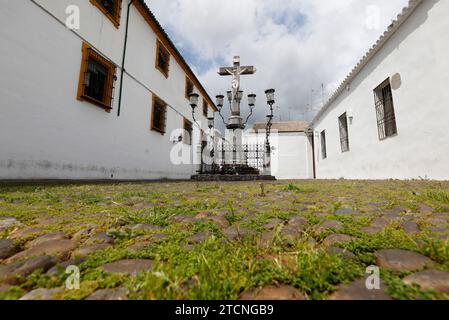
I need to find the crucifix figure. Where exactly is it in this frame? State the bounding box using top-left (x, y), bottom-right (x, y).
top-left (218, 56), bottom-right (256, 128)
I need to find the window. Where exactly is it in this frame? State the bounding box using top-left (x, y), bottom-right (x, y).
top-left (151, 96), bottom-right (167, 134)
top-left (374, 78), bottom-right (398, 140)
top-left (77, 43), bottom-right (117, 111)
top-left (338, 113), bottom-right (350, 153)
top-left (155, 40), bottom-right (170, 77)
top-left (320, 130), bottom-right (327, 159)
top-left (185, 77), bottom-right (194, 99)
top-left (183, 118), bottom-right (193, 145)
top-left (202, 100), bottom-right (209, 118)
top-left (90, 0), bottom-right (122, 28)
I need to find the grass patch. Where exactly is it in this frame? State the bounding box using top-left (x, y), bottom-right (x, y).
top-left (283, 184), bottom-right (315, 194)
top-left (424, 189), bottom-right (449, 204)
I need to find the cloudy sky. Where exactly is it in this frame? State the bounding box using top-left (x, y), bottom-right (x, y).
top-left (147, 0), bottom-right (409, 129)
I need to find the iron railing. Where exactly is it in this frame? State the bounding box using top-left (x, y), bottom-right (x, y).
top-left (199, 143), bottom-right (266, 175)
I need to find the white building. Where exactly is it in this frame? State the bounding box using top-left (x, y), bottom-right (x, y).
top-left (0, 0), bottom-right (216, 180)
top-left (311, 0), bottom-right (449, 180)
top-left (244, 121), bottom-right (313, 180)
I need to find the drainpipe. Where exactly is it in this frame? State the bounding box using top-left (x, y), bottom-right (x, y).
top-left (311, 133), bottom-right (317, 179)
top-left (307, 128), bottom-right (317, 179)
top-left (117, 0), bottom-right (134, 117)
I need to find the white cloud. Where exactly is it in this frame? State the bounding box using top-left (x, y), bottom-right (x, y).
top-left (146, 0), bottom-right (409, 129)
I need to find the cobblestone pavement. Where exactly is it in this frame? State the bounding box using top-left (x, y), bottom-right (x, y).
top-left (1, 180), bottom-right (448, 300)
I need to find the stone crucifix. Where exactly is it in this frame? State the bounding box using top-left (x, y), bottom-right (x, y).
top-left (218, 56), bottom-right (256, 129)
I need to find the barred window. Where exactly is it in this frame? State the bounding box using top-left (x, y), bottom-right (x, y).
top-left (320, 130), bottom-right (327, 159)
top-left (374, 79), bottom-right (398, 140)
top-left (151, 96), bottom-right (167, 134)
top-left (90, 0), bottom-right (122, 27)
top-left (77, 43), bottom-right (117, 111)
top-left (156, 40), bottom-right (170, 77)
top-left (183, 118), bottom-right (193, 145)
top-left (185, 77), bottom-right (194, 100)
top-left (338, 113), bottom-right (350, 153)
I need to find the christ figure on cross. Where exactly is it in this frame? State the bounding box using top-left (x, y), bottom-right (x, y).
top-left (218, 56), bottom-right (256, 117)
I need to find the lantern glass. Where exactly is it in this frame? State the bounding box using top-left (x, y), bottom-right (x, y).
top-left (248, 94), bottom-right (256, 107)
top-left (227, 91), bottom-right (232, 103)
top-left (265, 89), bottom-right (275, 104)
top-left (189, 93), bottom-right (199, 107)
top-left (216, 95), bottom-right (224, 108)
top-left (208, 116), bottom-right (214, 129)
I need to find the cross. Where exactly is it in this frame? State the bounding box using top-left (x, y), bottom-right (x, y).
top-left (218, 56), bottom-right (256, 115)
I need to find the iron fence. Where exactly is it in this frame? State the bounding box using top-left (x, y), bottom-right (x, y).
top-left (199, 143), bottom-right (266, 175)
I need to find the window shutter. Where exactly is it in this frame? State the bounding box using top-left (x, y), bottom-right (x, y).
top-left (166, 52), bottom-right (170, 74)
top-left (161, 103), bottom-right (167, 133)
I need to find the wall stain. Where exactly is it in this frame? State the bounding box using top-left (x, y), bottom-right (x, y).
top-left (0, 159), bottom-right (189, 179)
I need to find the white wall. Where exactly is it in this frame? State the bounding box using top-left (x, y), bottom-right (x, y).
top-left (272, 133), bottom-right (313, 180)
top-left (244, 131), bottom-right (313, 179)
top-left (0, 0), bottom-right (212, 180)
top-left (313, 0), bottom-right (449, 180)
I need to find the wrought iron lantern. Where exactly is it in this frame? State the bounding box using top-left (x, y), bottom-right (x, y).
top-left (265, 89), bottom-right (275, 105)
top-left (216, 95), bottom-right (224, 112)
top-left (189, 92), bottom-right (199, 109)
top-left (226, 91), bottom-right (232, 104)
top-left (208, 116), bottom-right (215, 129)
top-left (248, 94), bottom-right (256, 108)
top-left (189, 92), bottom-right (200, 124)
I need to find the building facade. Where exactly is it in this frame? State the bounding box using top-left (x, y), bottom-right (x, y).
top-left (311, 0), bottom-right (449, 180)
top-left (0, 0), bottom-right (216, 180)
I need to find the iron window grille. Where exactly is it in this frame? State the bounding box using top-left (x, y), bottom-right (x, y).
top-left (339, 113), bottom-right (350, 153)
top-left (151, 96), bottom-right (167, 134)
top-left (185, 77), bottom-right (194, 100)
top-left (156, 40), bottom-right (170, 77)
top-left (321, 130), bottom-right (327, 159)
top-left (374, 78), bottom-right (398, 140)
top-left (183, 118), bottom-right (193, 145)
top-left (77, 43), bottom-right (117, 111)
top-left (90, 0), bottom-right (122, 27)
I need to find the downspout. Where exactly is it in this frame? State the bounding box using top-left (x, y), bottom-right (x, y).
top-left (311, 133), bottom-right (316, 179)
top-left (117, 0), bottom-right (135, 117)
top-left (307, 127), bottom-right (317, 179)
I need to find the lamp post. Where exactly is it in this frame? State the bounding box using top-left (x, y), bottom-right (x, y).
top-left (216, 94), bottom-right (228, 127)
top-left (208, 115), bottom-right (215, 159)
top-left (189, 92), bottom-right (203, 174)
top-left (188, 92), bottom-right (200, 126)
top-left (264, 88), bottom-right (276, 175)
